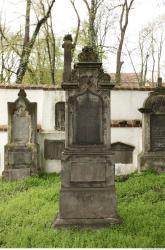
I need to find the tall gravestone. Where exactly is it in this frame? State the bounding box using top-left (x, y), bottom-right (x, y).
top-left (138, 78), bottom-right (165, 172)
top-left (3, 89), bottom-right (40, 181)
top-left (54, 35), bottom-right (121, 228)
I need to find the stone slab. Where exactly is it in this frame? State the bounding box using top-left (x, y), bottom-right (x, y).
top-left (54, 216), bottom-right (122, 229)
top-left (44, 140), bottom-right (65, 160)
top-left (75, 92), bottom-right (102, 145)
top-left (59, 187), bottom-right (117, 219)
top-left (12, 115), bottom-right (30, 143)
top-left (70, 161), bottom-right (106, 182)
top-left (150, 115), bottom-right (165, 151)
top-left (3, 168), bottom-right (30, 181)
top-left (138, 152), bottom-right (165, 172)
top-left (8, 151), bottom-right (32, 165)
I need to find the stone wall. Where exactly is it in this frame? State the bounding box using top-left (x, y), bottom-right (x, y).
top-left (0, 84), bottom-right (154, 175)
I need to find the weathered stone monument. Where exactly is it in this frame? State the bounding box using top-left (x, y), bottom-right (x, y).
top-left (138, 78), bottom-right (165, 172)
top-left (54, 35), bottom-right (121, 228)
top-left (3, 89), bottom-right (40, 181)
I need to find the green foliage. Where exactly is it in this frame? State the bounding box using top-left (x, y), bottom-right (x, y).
top-left (72, 21), bottom-right (107, 63)
top-left (0, 171), bottom-right (165, 247)
top-left (23, 36), bottom-right (63, 85)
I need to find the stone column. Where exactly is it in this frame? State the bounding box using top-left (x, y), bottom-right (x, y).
top-left (62, 34), bottom-right (74, 82)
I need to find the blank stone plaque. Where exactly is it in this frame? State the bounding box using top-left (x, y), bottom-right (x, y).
top-left (12, 116), bottom-right (30, 143)
top-left (9, 151), bottom-right (32, 166)
top-left (111, 142), bottom-right (134, 164)
top-left (71, 161), bottom-right (106, 182)
top-left (75, 92), bottom-right (102, 145)
top-left (151, 115), bottom-right (165, 151)
top-left (44, 140), bottom-right (65, 160)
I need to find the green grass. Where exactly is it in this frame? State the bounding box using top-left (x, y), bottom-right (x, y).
top-left (0, 171), bottom-right (165, 248)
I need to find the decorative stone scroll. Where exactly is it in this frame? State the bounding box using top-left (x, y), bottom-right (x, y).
top-left (138, 79), bottom-right (165, 172)
top-left (2, 89), bottom-right (40, 181)
top-left (54, 35), bottom-right (121, 228)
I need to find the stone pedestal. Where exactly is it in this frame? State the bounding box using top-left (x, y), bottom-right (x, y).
top-left (2, 89), bottom-right (40, 181)
top-left (54, 38), bottom-right (121, 228)
top-left (138, 83), bottom-right (165, 172)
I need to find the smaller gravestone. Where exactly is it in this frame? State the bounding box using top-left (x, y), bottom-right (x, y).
top-left (111, 142), bottom-right (134, 164)
top-left (138, 78), bottom-right (165, 172)
top-left (44, 140), bottom-right (65, 160)
top-left (3, 89), bottom-right (40, 181)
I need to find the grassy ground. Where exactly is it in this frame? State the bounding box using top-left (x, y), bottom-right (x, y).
top-left (0, 171), bottom-right (165, 248)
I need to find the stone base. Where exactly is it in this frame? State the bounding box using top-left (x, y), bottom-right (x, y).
top-left (54, 186), bottom-right (121, 229)
top-left (54, 215), bottom-right (122, 229)
top-left (138, 152), bottom-right (165, 172)
top-left (2, 168), bottom-right (31, 181)
top-left (4, 143), bottom-right (40, 181)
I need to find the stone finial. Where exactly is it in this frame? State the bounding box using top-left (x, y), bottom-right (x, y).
top-left (158, 77), bottom-right (162, 88)
top-left (78, 46), bottom-right (98, 62)
top-left (62, 34), bottom-right (74, 82)
top-left (18, 89), bottom-right (27, 98)
top-left (63, 34), bottom-right (73, 42)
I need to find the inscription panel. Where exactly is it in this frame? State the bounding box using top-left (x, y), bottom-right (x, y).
top-left (9, 151), bottom-right (32, 165)
top-left (71, 161), bottom-right (106, 182)
top-left (151, 115), bottom-right (165, 151)
top-left (75, 92), bottom-right (102, 145)
top-left (44, 140), bottom-right (65, 160)
top-left (12, 116), bottom-right (30, 143)
top-left (111, 142), bottom-right (134, 164)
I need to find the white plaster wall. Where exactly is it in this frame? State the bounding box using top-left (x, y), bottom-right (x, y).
top-left (0, 88), bottom-right (151, 176)
top-left (42, 90), bottom-right (65, 130)
top-left (111, 90), bottom-right (149, 120)
top-left (0, 89), bottom-right (44, 126)
top-left (38, 130), bottom-right (65, 173)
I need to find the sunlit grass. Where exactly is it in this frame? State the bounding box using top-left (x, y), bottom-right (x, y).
top-left (0, 171), bottom-right (165, 247)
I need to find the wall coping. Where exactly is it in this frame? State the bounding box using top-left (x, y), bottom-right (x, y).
top-left (0, 83), bottom-right (156, 91)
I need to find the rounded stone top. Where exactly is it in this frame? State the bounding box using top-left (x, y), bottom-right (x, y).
top-left (141, 88), bottom-right (165, 113)
top-left (78, 46), bottom-right (98, 62)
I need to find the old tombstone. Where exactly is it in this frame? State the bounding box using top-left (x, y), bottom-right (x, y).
top-left (2, 89), bottom-right (40, 181)
top-left (54, 35), bottom-right (121, 228)
top-left (44, 140), bottom-right (65, 160)
top-left (138, 78), bottom-right (165, 172)
top-left (111, 142), bottom-right (134, 164)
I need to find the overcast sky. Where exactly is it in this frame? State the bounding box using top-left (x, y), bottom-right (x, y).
top-left (0, 0), bottom-right (164, 33)
top-left (0, 0), bottom-right (165, 76)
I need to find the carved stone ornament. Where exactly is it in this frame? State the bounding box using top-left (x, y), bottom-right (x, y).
top-left (78, 46), bottom-right (98, 62)
top-left (14, 99), bottom-right (29, 117)
top-left (152, 97), bottom-right (165, 113)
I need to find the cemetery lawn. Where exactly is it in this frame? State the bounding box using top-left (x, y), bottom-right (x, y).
top-left (0, 171), bottom-right (165, 248)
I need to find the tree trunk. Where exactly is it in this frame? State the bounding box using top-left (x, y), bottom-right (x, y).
top-left (16, 0), bottom-right (55, 84)
top-left (116, 31), bottom-right (125, 84)
top-left (115, 0), bottom-right (134, 85)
